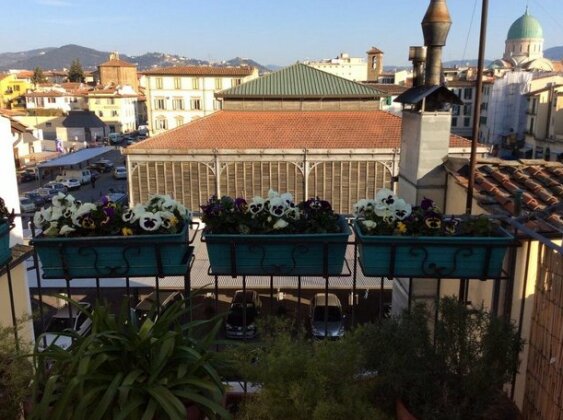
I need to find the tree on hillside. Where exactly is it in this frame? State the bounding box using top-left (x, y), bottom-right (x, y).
top-left (68, 59), bottom-right (84, 82)
top-left (31, 67), bottom-right (46, 87)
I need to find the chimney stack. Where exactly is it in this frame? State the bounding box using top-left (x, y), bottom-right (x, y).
top-left (421, 0), bottom-right (452, 86)
top-left (409, 46), bottom-right (427, 87)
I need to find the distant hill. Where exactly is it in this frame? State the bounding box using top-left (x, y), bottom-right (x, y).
top-left (443, 59), bottom-right (493, 67)
top-left (545, 46), bottom-right (563, 60)
top-left (0, 47), bottom-right (56, 69)
top-left (0, 45), bottom-right (274, 73)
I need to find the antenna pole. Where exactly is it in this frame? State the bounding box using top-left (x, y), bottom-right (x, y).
top-left (466, 0), bottom-right (489, 214)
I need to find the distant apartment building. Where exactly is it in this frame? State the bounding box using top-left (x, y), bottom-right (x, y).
top-left (303, 47), bottom-right (384, 82)
top-left (524, 79), bottom-right (563, 161)
top-left (25, 83), bottom-right (90, 113)
top-left (87, 85), bottom-right (140, 134)
top-left (141, 66), bottom-right (259, 135)
top-left (0, 73), bottom-right (31, 109)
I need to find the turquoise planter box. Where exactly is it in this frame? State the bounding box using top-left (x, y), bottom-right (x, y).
top-left (203, 216), bottom-right (351, 276)
top-left (354, 222), bottom-right (513, 279)
top-left (32, 224), bottom-right (192, 279)
top-left (0, 222), bottom-right (11, 266)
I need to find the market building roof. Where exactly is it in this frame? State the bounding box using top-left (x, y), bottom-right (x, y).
top-left (125, 110), bottom-right (473, 152)
top-left (216, 63), bottom-right (385, 98)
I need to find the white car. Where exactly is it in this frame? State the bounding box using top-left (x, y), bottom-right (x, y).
top-left (56, 177), bottom-right (81, 190)
top-left (38, 302), bottom-right (92, 351)
top-left (113, 166), bottom-right (127, 179)
top-left (19, 197), bottom-right (36, 212)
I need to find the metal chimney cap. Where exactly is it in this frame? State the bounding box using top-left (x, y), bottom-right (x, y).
top-left (422, 0), bottom-right (452, 47)
top-left (409, 46), bottom-right (427, 61)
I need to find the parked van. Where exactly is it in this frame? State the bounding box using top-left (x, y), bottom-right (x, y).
top-left (60, 169), bottom-right (91, 185)
top-left (108, 133), bottom-right (122, 144)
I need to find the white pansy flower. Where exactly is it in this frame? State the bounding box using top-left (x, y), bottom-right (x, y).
top-left (49, 206), bottom-right (64, 222)
top-left (353, 199), bottom-right (369, 216)
top-left (285, 207), bottom-right (300, 220)
top-left (249, 197), bottom-right (265, 214)
top-left (374, 203), bottom-right (395, 222)
top-left (280, 192), bottom-right (294, 207)
top-left (157, 210), bottom-right (177, 229)
top-left (59, 225), bottom-right (76, 236)
top-left (375, 188), bottom-right (397, 206)
top-left (139, 212), bottom-right (162, 231)
top-left (267, 189), bottom-right (279, 199)
top-left (71, 203), bottom-right (97, 226)
top-left (390, 198), bottom-right (412, 220)
top-left (269, 197), bottom-right (287, 217)
top-left (362, 220), bottom-right (377, 230)
top-left (273, 219), bottom-right (289, 230)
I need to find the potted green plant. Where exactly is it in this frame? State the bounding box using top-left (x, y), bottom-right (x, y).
top-left (228, 317), bottom-right (387, 419)
top-left (30, 298), bottom-right (230, 419)
top-left (353, 189), bottom-right (514, 278)
top-left (356, 297), bottom-right (523, 420)
top-left (0, 197), bottom-right (15, 266)
top-left (0, 319), bottom-right (33, 420)
top-left (31, 193), bottom-right (193, 278)
top-left (201, 190), bottom-right (351, 276)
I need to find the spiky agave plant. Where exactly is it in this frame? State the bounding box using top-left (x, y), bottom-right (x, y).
top-left (31, 297), bottom-right (230, 420)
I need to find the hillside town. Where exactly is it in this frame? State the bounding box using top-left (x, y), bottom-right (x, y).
top-left (0, 1), bottom-right (562, 419)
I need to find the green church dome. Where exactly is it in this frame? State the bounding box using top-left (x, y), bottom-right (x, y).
top-left (507, 11), bottom-right (543, 40)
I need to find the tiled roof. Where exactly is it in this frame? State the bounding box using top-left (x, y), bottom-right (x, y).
top-left (126, 110), bottom-right (472, 151)
top-left (216, 63), bottom-right (385, 98)
top-left (62, 111), bottom-right (106, 128)
top-left (366, 47), bottom-right (383, 54)
top-left (447, 158), bottom-right (563, 232)
top-left (141, 66), bottom-right (254, 77)
top-left (25, 91), bottom-right (65, 97)
top-left (98, 58), bottom-right (136, 67)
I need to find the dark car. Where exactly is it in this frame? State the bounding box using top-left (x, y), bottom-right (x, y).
top-left (18, 171), bottom-right (36, 183)
top-left (225, 290), bottom-right (262, 339)
top-left (24, 191), bottom-right (46, 207)
top-left (92, 160), bottom-right (114, 173)
top-left (134, 291), bottom-right (184, 324)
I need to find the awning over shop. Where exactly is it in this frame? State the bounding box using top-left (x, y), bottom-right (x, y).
top-left (37, 146), bottom-right (113, 168)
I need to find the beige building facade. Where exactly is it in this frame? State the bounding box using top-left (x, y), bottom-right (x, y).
top-left (141, 66), bottom-right (259, 135)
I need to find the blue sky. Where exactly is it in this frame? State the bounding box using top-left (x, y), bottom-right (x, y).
top-left (3, 0), bottom-right (562, 66)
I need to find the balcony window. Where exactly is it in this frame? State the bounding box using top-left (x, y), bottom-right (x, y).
top-left (190, 98), bottom-right (201, 110)
top-left (154, 98), bottom-right (166, 110)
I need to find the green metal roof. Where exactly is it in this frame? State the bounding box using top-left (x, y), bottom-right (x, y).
top-left (216, 63), bottom-right (384, 98)
top-left (507, 11), bottom-right (543, 40)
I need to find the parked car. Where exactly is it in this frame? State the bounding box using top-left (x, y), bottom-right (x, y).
top-left (134, 291), bottom-right (184, 324)
top-left (310, 293), bottom-right (345, 339)
top-left (17, 171), bottom-right (36, 183)
top-left (55, 177), bottom-right (81, 190)
top-left (225, 290), bottom-right (262, 339)
top-left (24, 191), bottom-right (46, 208)
top-left (34, 187), bottom-right (58, 200)
top-left (19, 197), bottom-right (36, 212)
top-left (38, 302), bottom-right (92, 351)
top-left (108, 133), bottom-right (122, 144)
top-left (92, 160), bottom-right (114, 173)
top-left (113, 166), bottom-right (127, 180)
top-left (58, 169), bottom-right (91, 185)
top-left (43, 181), bottom-right (68, 194)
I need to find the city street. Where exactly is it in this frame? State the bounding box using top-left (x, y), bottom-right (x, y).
top-left (18, 147), bottom-right (127, 208)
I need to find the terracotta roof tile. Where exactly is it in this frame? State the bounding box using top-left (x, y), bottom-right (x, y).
top-left (141, 66), bottom-right (254, 77)
top-left (448, 159), bottom-right (563, 233)
top-left (127, 110), bottom-right (472, 151)
top-left (99, 58), bottom-right (136, 67)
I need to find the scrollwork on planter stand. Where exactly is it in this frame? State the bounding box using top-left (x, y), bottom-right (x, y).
top-left (32, 222), bottom-right (198, 279)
